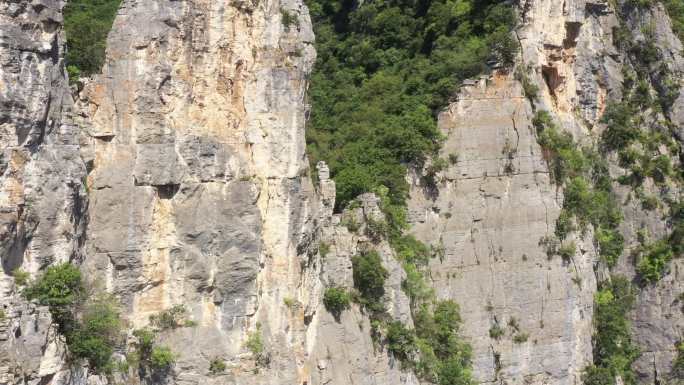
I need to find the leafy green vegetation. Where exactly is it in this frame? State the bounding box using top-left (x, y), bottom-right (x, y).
top-left (245, 324), bottom-right (269, 367)
top-left (149, 304), bottom-right (193, 330)
top-left (583, 277), bottom-right (639, 385)
top-left (663, 0), bottom-right (684, 42)
top-left (305, 0), bottom-right (517, 215)
top-left (67, 294), bottom-right (122, 373)
top-left (23, 263), bottom-right (85, 333)
top-left (23, 263), bottom-right (123, 374)
top-left (11, 269), bottom-right (30, 286)
top-left (488, 324), bottom-right (504, 339)
top-left (281, 8), bottom-right (300, 30)
top-left (150, 347), bottom-right (175, 370)
top-left (601, 3), bottom-right (683, 283)
top-left (673, 341), bottom-right (684, 379)
top-left (323, 287), bottom-right (351, 319)
top-left (129, 328), bottom-right (176, 375)
top-left (304, 2), bottom-right (516, 383)
top-left (533, 111), bottom-right (624, 266)
top-left (512, 332), bottom-right (529, 344)
top-left (352, 250), bottom-right (389, 312)
top-left (63, 0), bottom-right (122, 78)
top-left (636, 240), bottom-right (674, 283)
top-left (209, 357), bottom-right (227, 375)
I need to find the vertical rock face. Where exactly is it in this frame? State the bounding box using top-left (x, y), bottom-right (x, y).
top-left (409, 1), bottom-right (683, 385)
top-left (0, 0), bottom-right (86, 383)
top-left (1, 0), bottom-right (682, 385)
top-left (408, 76), bottom-right (596, 385)
top-left (75, 0), bottom-right (323, 383)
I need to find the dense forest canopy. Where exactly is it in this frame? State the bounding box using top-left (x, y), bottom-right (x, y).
top-left (304, 0), bottom-right (517, 217)
top-left (63, 0), bottom-right (122, 79)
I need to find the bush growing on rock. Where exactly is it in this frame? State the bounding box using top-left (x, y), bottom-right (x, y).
top-left (209, 357), bottom-right (227, 374)
top-left (323, 287), bottom-right (351, 319)
top-left (352, 250), bottom-right (389, 312)
top-left (23, 263), bottom-right (125, 374)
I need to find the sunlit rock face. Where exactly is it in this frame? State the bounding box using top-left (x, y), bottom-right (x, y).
top-left (1, 0), bottom-right (682, 384)
top-left (408, 1), bottom-right (683, 384)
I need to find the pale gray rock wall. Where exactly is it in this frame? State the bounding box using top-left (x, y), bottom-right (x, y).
top-left (1, 0), bottom-right (682, 385)
top-left (0, 1), bottom-right (86, 384)
top-left (409, 1), bottom-right (683, 385)
top-left (408, 77), bottom-right (596, 385)
top-left (75, 0), bottom-right (323, 383)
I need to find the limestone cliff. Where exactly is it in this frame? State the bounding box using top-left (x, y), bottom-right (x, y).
top-left (408, 1), bottom-right (683, 385)
top-left (0, 1), bottom-right (682, 385)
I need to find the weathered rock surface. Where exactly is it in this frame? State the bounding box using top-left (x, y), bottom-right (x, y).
top-left (74, 0), bottom-right (322, 383)
top-left (408, 76), bottom-right (596, 385)
top-left (1, 0), bottom-right (682, 385)
top-left (0, 0), bottom-right (86, 383)
top-left (409, 1), bottom-right (683, 385)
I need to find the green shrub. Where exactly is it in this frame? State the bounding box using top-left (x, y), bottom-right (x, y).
top-left (323, 287), bottom-right (350, 319)
top-left (365, 217), bottom-right (390, 242)
top-left (402, 263), bottom-right (434, 306)
top-left (150, 346), bottom-right (175, 370)
top-left (319, 242), bottom-right (330, 258)
top-left (600, 101), bottom-right (639, 151)
top-left (66, 294), bottom-right (122, 373)
top-left (209, 357), bottom-right (226, 374)
top-left (64, 0), bottom-right (122, 77)
top-left (664, 0), bottom-right (684, 42)
top-left (150, 304), bottom-right (188, 330)
top-left (596, 228), bottom-right (624, 268)
top-left (554, 209), bottom-right (575, 240)
top-left (133, 328), bottom-right (155, 356)
top-left (448, 153), bottom-right (459, 165)
top-left (352, 250), bottom-right (388, 312)
top-left (283, 297), bottom-right (296, 309)
top-left (584, 276), bottom-right (639, 385)
top-left (512, 333), bottom-right (529, 344)
top-left (387, 321), bottom-right (416, 360)
top-left (306, 0), bottom-right (517, 216)
top-left (23, 263), bottom-right (84, 332)
top-left (558, 241), bottom-right (576, 262)
top-left (674, 341), bottom-right (684, 378)
top-left (515, 65), bottom-right (539, 102)
top-left (341, 215), bottom-right (361, 232)
top-left (393, 235), bottom-right (432, 266)
top-left (636, 240), bottom-right (674, 284)
top-left (12, 269), bottom-right (30, 286)
top-left (245, 325), bottom-right (268, 366)
top-left (669, 201), bottom-right (684, 255)
top-left (488, 324), bottom-right (504, 339)
top-left (280, 8), bottom-right (299, 30)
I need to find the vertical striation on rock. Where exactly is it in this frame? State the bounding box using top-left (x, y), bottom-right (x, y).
top-left (408, 75), bottom-right (596, 385)
top-left (74, 0), bottom-right (322, 382)
top-left (0, 0), bottom-right (682, 385)
top-left (409, 1), bottom-right (683, 384)
top-left (0, 0), bottom-right (86, 383)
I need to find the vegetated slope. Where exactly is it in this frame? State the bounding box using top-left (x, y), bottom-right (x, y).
top-left (305, 0), bottom-right (517, 217)
top-left (63, 0), bottom-right (122, 78)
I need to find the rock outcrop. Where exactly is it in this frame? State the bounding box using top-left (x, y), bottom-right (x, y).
top-left (0, 0), bottom-right (86, 383)
top-left (409, 1), bottom-right (683, 385)
top-left (0, 0), bottom-right (682, 385)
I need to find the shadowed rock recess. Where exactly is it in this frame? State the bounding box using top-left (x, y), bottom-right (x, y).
top-left (0, 1), bottom-right (681, 385)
